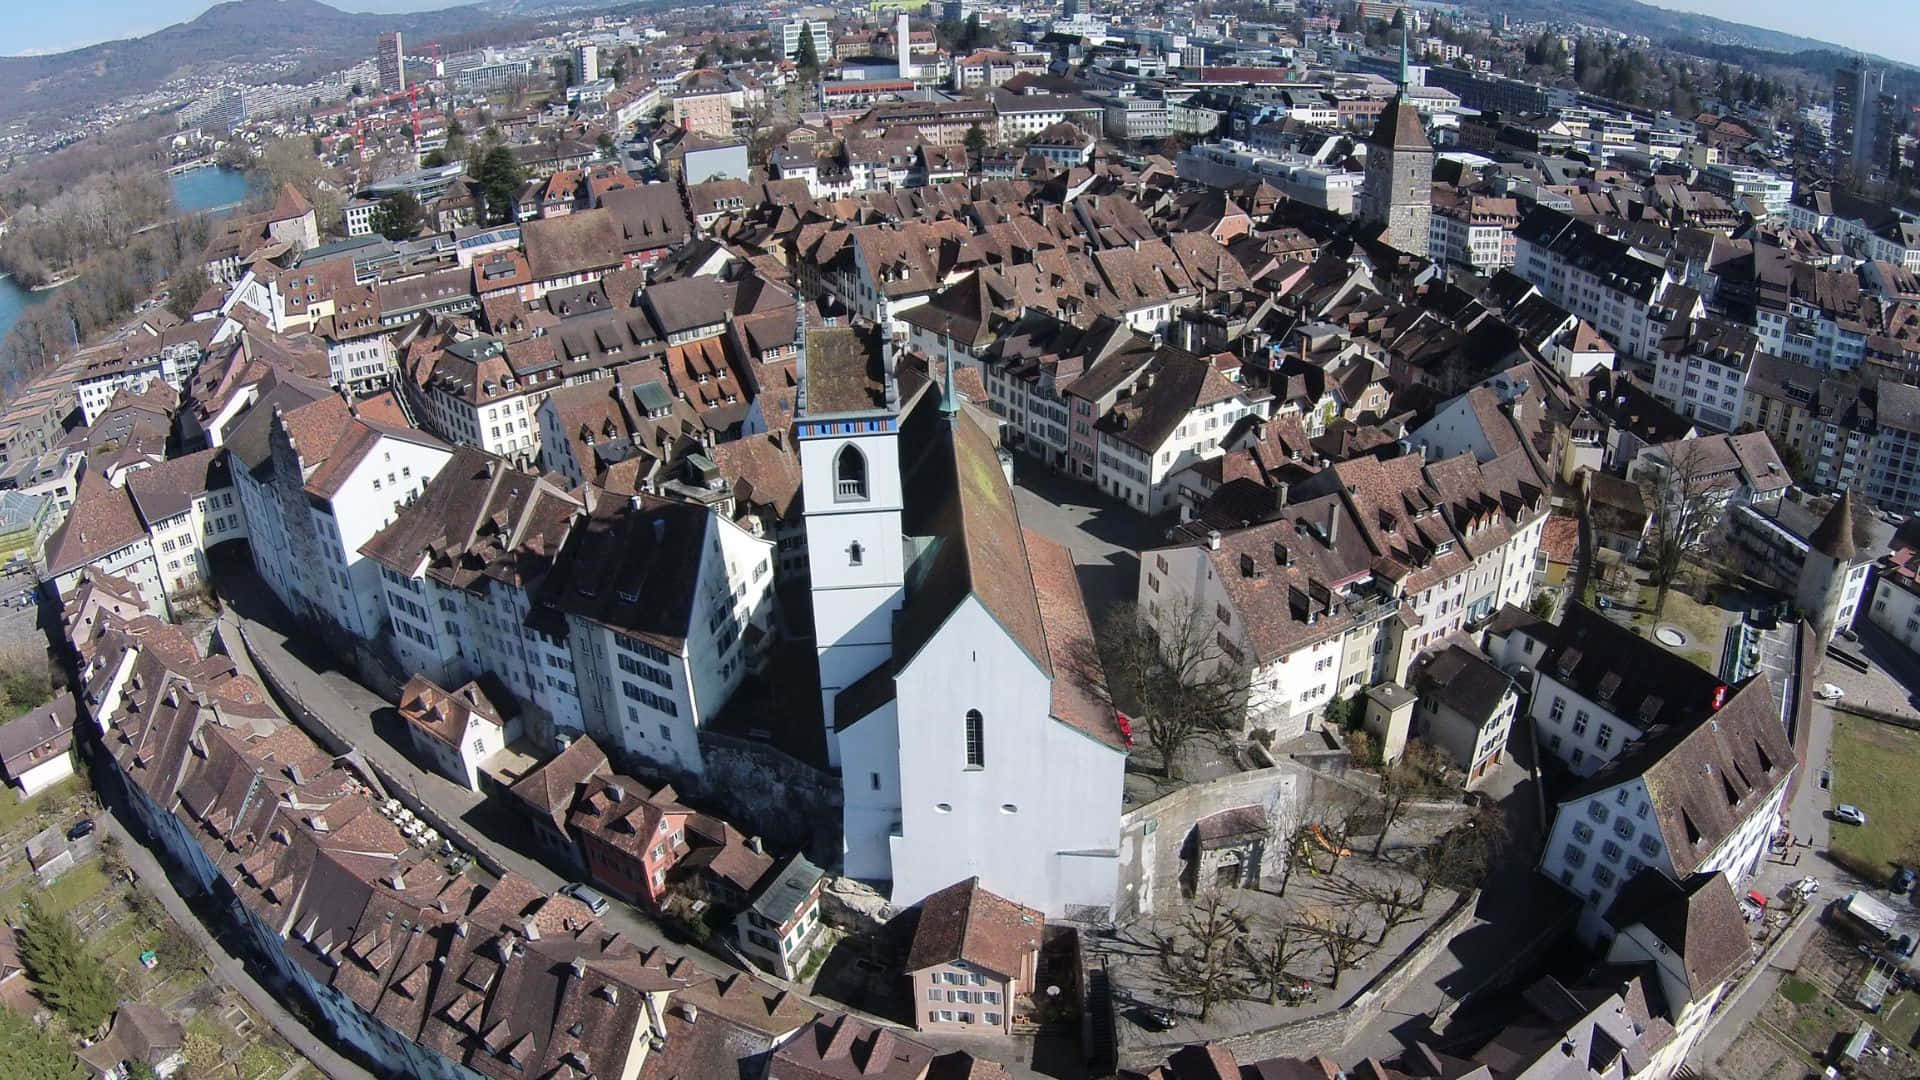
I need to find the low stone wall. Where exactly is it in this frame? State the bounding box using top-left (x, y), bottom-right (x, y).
top-left (1113, 762), bottom-right (1468, 921)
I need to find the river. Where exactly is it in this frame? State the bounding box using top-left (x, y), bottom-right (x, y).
top-left (0, 165), bottom-right (252, 344)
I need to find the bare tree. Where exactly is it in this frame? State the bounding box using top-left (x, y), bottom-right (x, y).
top-left (1309, 794), bottom-right (1364, 877)
top-left (1371, 741), bottom-right (1460, 856)
top-left (1302, 907), bottom-right (1375, 988)
top-left (1637, 439), bottom-right (1725, 617)
top-left (1239, 916), bottom-right (1314, 1005)
top-left (1411, 803), bottom-right (1510, 903)
top-left (1358, 880), bottom-right (1425, 945)
top-left (1071, 600), bottom-right (1249, 779)
top-left (1157, 890), bottom-right (1245, 1021)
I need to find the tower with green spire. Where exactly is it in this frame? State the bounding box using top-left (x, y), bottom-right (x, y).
top-left (1357, 21), bottom-right (1433, 257)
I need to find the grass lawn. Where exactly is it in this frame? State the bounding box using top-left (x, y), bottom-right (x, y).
top-left (1829, 714), bottom-right (1920, 880)
top-left (0, 775), bottom-right (79, 839)
top-left (1649, 584), bottom-right (1735, 669)
top-left (1782, 977), bottom-right (1818, 1005)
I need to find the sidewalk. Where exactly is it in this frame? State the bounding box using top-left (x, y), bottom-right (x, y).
top-left (101, 807), bottom-right (376, 1080)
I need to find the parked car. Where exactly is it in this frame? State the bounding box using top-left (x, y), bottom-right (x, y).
top-left (559, 882), bottom-right (610, 915)
top-left (1815, 683), bottom-right (1847, 701)
top-left (1835, 804), bottom-right (1870, 826)
top-left (65, 819), bottom-right (95, 841)
top-left (1894, 867), bottom-right (1916, 895)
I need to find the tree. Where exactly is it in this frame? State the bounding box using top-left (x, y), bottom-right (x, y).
top-left (421, 149), bottom-right (450, 168)
top-left (1638, 440), bottom-right (1723, 617)
top-left (21, 894), bottom-right (119, 1035)
top-left (1302, 906), bottom-right (1375, 988)
top-left (1356, 880), bottom-right (1425, 944)
top-left (0, 1005), bottom-right (83, 1079)
top-left (964, 123), bottom-right (988, 157)
top-left (1371, 741), bottom-right (1459, 856)
top-left (794, 23), bottom-right (822, 75)
top-left (963, 12), bottom-right (984, 50)
top-left (370, 192), bottom-right (425, 241)
top-left (1527, 591), bottom-right (1556, 620)
top-left (472, 144), bottom-right (525, 225)
top-left (1072, 600), bottom-right (1249, 779)
top-left (1239, 917), bottom-right (1312, 1005)
top-left (596, 132), bottom-right (616, 155)
top-left (1412, 803), bottom-right (1508, 902)
top-left (125, 1062), bottom-right (161, 1080)
top-left (1157, 891), bottom-right (1243, 1021)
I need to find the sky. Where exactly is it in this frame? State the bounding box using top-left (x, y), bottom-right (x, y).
top-left (0, 0), bottom-right (454, 56)
top-left (0, 0), bottom-right (1915, 65)
top-left (1656, 0), bottom-right (1920, 66)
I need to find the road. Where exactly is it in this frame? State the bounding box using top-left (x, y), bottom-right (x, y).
top-left (212, 576), bottom-right (705, 970)
top-left (98, 802), bottom-right (377, 1080)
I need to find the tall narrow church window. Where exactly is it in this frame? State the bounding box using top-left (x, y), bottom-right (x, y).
top-left (836, 444), bottom-right (868, 501)
top-left (964, 709), bottom-right (984, 769)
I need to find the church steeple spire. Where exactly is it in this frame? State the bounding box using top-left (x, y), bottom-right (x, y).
top-left (939, 330), bottom-right (960, 419)
top-left (1398, 23), bottom-right (1410, 99)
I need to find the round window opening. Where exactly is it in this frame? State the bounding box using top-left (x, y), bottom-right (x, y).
top-left (1001, 803), bottom-right (1018, 814)
top-left (935, 802), bottom-right (952, 814)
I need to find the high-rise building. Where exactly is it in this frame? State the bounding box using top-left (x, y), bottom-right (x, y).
top-left (771, 19), bottom-right (831, 64)
top-left (1357, 29), bottom-right (1433, 258)
top-left (574, 44), bottom-right (599, 84)
top-left (1833, 58), bottom-right (1889, 179)
top-left (377, 31), bottom-right (406, 93)
top-left (897, 13), bottom-right (914, 79)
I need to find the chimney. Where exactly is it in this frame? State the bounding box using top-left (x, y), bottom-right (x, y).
top-left (679, 1001), bottom-right (700, 1024)
top-left (520, 915), bottom-right (541, 941)
top-left (387, 867), bottom-right (406, 890)
top-left (644, 992), bottom-right (667, 1046)
top-left (1273, 480), bottom-right (1289, 509)
top-left (747, 836), bottom-right (764, 855)
top-left (607, 782), bottom-right (627, 803)
top-left (1206, 529), bottom-right (1221, 551)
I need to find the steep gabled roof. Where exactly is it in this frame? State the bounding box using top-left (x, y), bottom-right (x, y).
top-left (904, 877), bottom-right (1043, 979)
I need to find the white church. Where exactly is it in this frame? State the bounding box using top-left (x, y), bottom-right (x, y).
top-left (797, 322), bottom-right (1130, 919)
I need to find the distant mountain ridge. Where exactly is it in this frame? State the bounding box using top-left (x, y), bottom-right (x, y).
top-left (0, 0), bottom-right (502, 124)
top-left (1453, 0), bottom-right (1912, 71)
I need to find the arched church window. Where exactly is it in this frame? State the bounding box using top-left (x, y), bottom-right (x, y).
top-left (836, 444), bottom-right (868, 501)
top-left (964, 709), bottom-right (984, 769)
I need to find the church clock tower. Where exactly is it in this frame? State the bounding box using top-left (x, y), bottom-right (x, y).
top-left (1357, 26), bottom-right (1434, 259)
top-left (796, 309), bottom-right (906, 767)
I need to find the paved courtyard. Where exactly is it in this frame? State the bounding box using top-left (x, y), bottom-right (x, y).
top-left (1008, 457), bottom-right (1169, 626)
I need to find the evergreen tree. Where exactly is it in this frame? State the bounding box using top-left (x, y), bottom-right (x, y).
top-left (473, 145), bottom-right (525, 225)
top-left (964, 12), bottom-right (983, 50)
top-left (20, 895), bottom-right (119, 1035)
top-left (794, 23), bottom-right (821, 75)
top-left (370, 192), bottom-right (425, 240)
top-left (964, 123), bottom-right (988, 156)
top-left (0, 1005), bottom-right (83, 1079)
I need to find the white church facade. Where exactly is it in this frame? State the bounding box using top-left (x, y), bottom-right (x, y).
top-left (798, 323), bottom-right (1130, 918)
